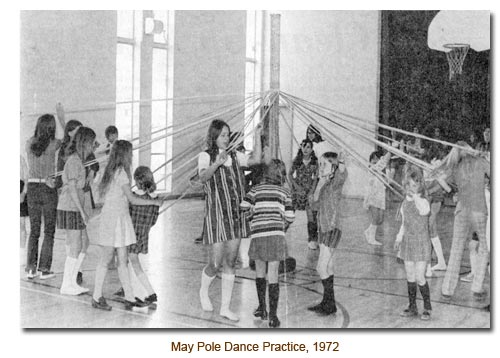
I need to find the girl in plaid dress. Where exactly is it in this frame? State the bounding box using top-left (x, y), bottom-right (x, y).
top-left (308, 152), bottom-right (347, 316)
top-left (126, 166), bottom-right (161, 307)
top-left (394, 169), bottom-right (432, 320)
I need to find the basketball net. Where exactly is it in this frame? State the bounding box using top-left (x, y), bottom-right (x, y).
top-left (444, 44), bottom-right (470, 81)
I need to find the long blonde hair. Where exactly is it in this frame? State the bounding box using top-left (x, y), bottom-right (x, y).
top-left (98, 140), bottom-right (132, 197)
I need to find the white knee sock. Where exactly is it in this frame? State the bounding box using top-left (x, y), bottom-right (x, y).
top-left (118, 263), bottom-right (135, 302)
top-left (200, 269), bottom-right (215, 311)
top-left (239, 239), bottom-right (251, 268)
top-left (93, 265), bottom-right (107, 301)
top-left (220, 273), bottom-right (239, 321)
top-left (75, 253), bottom-right (86, 275)
top-left (431, 236), bottom-right (447, 270)
top-left (470, 247), bottom-right (478, 277)
top-left (128, 262), bottom-right (147, 300)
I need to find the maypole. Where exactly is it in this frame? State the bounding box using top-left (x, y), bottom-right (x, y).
top-left (268, 13), bottom-right (281, 158)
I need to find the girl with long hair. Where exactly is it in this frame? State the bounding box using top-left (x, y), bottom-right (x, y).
top-left (57, 127), bottom-right (96, 295)
top-left (198, 119), bottom-right (262, 321)
top-left (289, 139), bottom-right (318, 249)
top-left (436, 142), bottom-right (490, 300)
top-left (25, 114), bottom-right (61, 279)
top-left (91, 140), bottom-right (164, 311)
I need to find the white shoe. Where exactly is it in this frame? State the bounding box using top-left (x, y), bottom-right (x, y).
top-left (60, 285), bottom-right (87, 296)
top-left (220, 308), bottom-right (239, 321)
top-left (367, 239), bottom-right (382, 246)
top-left (431, 263), bottom-right (447, 271)
top-left (425, 267), bottom-right (433, 278)
top-left (460, 273), bottom-right (474, 283)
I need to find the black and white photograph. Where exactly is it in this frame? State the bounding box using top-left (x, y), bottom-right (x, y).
top-left (17, 8), bottom-right (492, 332)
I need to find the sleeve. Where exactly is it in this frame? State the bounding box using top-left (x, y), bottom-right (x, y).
top-left (240, 189), bottom-right (255, 210)
top-left (414, 195), bottom-right (430, 216)
top-left (236, 151), bottom-right (249, 168)
top-left (284, 192), bottom-right (295, 223)
top-left (64, 157), bottom-right (83, 182)
top-left (479, 157), bottom-right (490, 177)
top-left (20, 156), bottom-right (28, 181)
top-left (198, 152), bottom-right (210, 174)
top-left (374, 151), bottom-right (391, 171)
top-left (332, 168), bottom-right (347, 189)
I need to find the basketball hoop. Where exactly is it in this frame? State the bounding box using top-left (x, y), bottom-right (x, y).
top-left (427, 11), bottom-right (489, 82)
top-left (444, 43), bottom-right (470, 81)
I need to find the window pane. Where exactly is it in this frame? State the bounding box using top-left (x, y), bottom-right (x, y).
top-left (117, 10), bottom-right (134, 39)
top-left (152, 154), bottom-right (166, 191)
top-left (115, 103), bottom-right (132, 140)
top-left (152, 137), bottom-right (166, 154)
top-left (116, 44), bottom-right (133, 102)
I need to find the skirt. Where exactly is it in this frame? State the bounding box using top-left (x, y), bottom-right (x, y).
top-left (400, 235), bottom-right (431, 262)
top-left (57, 210), bottom-right (86, 230)
top-left (128, 234), bottom-right (149, 255)
top-left (319, 229), bottom-right (342, 248)
top-left (249, 235), bottom-right (287, 262)
top-left (20, 196), bottom-right (28, 217)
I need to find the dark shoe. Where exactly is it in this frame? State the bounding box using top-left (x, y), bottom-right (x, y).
top-left (92, 297), bottom-right (112, 311)
top-left (473, 291), bottom-right (487, 300)
top-left (421, 310), bottom-right (431, 321)
top-left (268, 316), bottom-right (280, 328)
top-left (307, 302), bottom-right (326, 312)
top-left (194, 236), bottom-right (203, 244)
top-left (144, 293), bottom-right (158, 310)
top-left (144, 293), bottom-right (157, 304)
top-left (114, 287), bottom-right (125, 297)
top-left (39, 271), bottom-right (55, 280)
top-left (400, 306), bottom-right (418, 317)
top-left (441, 293), bottom-right (452, 301)
top-left (316, 303), bottom-right (337, 316)
top-left (253, 306), bottom-right (268, 320)
top-left (76, 271), bottom-right (83, 285)
top-left (124, 298), bottom-right (149, 311)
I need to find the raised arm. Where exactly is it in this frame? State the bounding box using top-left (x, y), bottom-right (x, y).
top-left (56, 102), bottom-right (66, 131)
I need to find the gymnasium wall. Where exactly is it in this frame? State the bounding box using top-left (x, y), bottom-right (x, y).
top-left (20, 11), bottom-right (117, 154)
top-left (172, 10), bottom-right (247, 191)
top-left (267, 11), bottom-right (381, 198)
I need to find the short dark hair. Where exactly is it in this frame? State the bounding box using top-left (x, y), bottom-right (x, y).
top-left (105, 125), bottom-right (118, 140)
top-left (263, 159), bottom-right (287, 186)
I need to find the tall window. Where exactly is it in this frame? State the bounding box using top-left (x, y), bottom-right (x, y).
top-left (150, 11), bottom-right (174, 192)
top-left (116, 11), bottom-right (142, 171)
top-left (116, 10), bottom-right (174, 192)
top-left (244, 11), bottom-right (264, 151)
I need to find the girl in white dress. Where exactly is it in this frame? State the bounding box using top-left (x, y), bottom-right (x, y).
top-left (91, 140), bottom-right (164, 311)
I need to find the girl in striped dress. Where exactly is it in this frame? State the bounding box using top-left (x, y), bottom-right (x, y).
top-left (241, 159), bottom-right (295, 328)
top-left (308, 152), bottom-right (347, 316)
top-left (394, 169), bottom-right (432, 320)
top-left (198, 120), bottom-right (262, 321)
